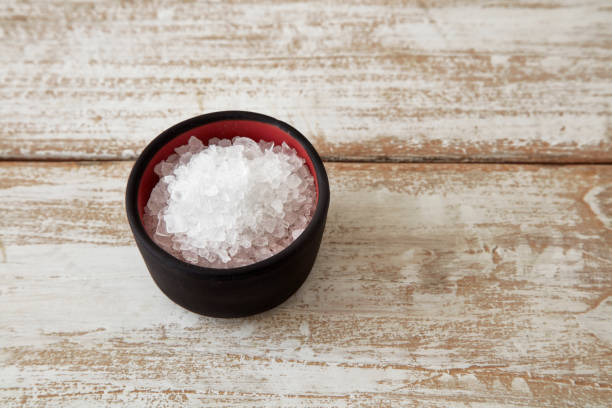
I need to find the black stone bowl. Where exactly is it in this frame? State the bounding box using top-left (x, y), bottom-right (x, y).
top-left (126, 111), bottom-right (330, 317)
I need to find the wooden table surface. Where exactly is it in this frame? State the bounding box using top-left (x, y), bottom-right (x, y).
top-left (1, 1), bottom-right (611, 406)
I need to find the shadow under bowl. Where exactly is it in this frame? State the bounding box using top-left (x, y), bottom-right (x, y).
top-left (125, 111), bottom-right (330, 318)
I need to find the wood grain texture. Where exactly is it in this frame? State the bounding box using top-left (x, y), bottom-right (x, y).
top-left (1, 0), bottom-right (611, 162)
top-left (1, 161), bottom-right (611, 406)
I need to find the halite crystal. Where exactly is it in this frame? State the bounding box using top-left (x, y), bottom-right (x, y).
top-left (144, 136), bottom-right (317, 269)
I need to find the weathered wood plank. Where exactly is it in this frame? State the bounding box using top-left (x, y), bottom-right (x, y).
top-left (0, 161), bottom-right (610, 406)
top-left (0, 0), bottom-right (610, 162)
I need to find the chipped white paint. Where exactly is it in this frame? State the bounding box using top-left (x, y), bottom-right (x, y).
top-left (511, 377), bottom-right (531, 395)
top-left (1, 161), bottom-right (611, 406)
top-left (576, 297), bottom-right (612, 345)
top-left (584, 184), bottom-right (612, 230)
top-left (0, 1), bottom-right (611, 161)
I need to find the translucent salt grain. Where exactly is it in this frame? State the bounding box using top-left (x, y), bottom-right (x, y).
top-left (144, 136), bottom-right (317, 269)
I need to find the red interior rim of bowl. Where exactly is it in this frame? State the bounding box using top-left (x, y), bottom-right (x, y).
top-left (137, 120), bottom-right (319, 221)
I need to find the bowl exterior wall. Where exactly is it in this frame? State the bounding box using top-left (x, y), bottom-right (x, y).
top-left (134, 213), bottom-right (326, 317)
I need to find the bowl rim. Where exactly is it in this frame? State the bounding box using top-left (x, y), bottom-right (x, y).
top-left (125, 110), bottom-right (330, 280)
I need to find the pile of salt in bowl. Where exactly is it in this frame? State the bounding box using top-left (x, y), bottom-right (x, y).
top-left (143, 136), bottom-right (317, 269)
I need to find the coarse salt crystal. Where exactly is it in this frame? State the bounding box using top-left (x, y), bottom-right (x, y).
top-left (144, 136), bottom-right (317, 269)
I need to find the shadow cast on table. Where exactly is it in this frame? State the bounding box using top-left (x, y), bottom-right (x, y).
top-left (280, 195), bottom-right (469, 315)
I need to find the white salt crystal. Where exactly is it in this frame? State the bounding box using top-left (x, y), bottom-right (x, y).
top-left (187, 136), bottom-right (204, 152)
top-left (153, 161), bottom-right (164, 176)
top-left (260, 141), bottom-right (274, 151)
top-left (252, 236), bottom-right (268, 247)
top-left (175, 144), bottom-right (190, 155)
top-left (144, 136), bottom-right (317, 268)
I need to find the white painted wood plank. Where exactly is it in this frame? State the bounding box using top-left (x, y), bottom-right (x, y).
top-left (0, 161), bottom-right (610, 406)
top-left (0, 1), bottom-right (610, 161)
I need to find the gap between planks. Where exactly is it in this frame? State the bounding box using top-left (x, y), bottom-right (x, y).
top-left (2, 157), bottom-right (612, 165)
